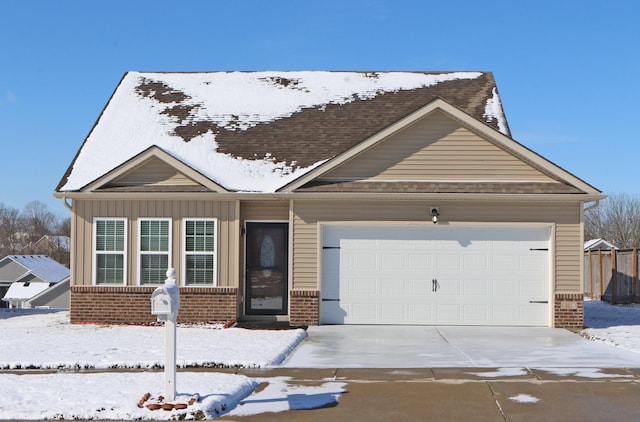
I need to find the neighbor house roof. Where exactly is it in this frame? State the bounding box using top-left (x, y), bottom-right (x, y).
top-left (56, 71), bottom-right (510, 194)
top-left (584, 238), bottom-right (618, 250)
top-left (2, 281), bottom-right (51, 301)
top-left (1, 255), bottom-right (70, 284)
top-left (34, 235), bottom-right (71, 252)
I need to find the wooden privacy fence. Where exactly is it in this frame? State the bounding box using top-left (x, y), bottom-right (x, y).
top-left (584, 249), bottom-right (640, 304)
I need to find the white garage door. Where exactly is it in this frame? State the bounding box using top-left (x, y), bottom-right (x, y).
top-left (320, 224), bottom-right (550, 326)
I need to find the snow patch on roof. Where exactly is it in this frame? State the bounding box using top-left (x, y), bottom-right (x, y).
top-left (146, 71), bottom-right (484, 131)
top-left (483, 87), bottom-right (508, 135)
top-left (162, 133), bottom-right (328, 192)
top-left (59, 71), bottom-right (484, 192)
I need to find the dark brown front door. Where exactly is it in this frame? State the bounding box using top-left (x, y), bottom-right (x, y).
top-left (245, 222), bottom-right (288, 315)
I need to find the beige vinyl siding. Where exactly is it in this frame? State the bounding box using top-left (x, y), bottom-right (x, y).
top-left (291, 200), bottom-right (582, 293)
top-left (323, 110), bottom-right (556, 183)
top-left (71, 199), bottom-right (239, 287)
top-left (240, 200), bottom-right (289, 222)
top-left (111, 157), bottom-right (200, 186)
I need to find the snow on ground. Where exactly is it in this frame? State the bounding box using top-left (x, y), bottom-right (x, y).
top-left (1, 301), bottom-right (640, 420)
top-left (0, 309), bottom-right (308, 420)
top-left (508, 394), bottom-right (540, 403)
top-left (582, 299), bottom-right (640, 353)
top-left (0, 309), bottom-right (305, 369)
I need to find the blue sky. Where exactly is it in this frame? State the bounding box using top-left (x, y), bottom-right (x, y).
top-left (1, 0), bottom-right (638, 217)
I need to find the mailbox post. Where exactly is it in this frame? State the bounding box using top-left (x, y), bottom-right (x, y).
top-left (151, 268), bottom-right (181, 402)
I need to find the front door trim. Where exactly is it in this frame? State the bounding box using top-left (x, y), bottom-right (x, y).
top-left (244, 221), bottom-right (289, 316)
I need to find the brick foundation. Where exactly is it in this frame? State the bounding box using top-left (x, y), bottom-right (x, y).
top-left (554, 293), bottom-right (584, 329)
top-left (289, 290), bottom-right (319, 327)
top-left (70, 286), bottom-right (238, 324)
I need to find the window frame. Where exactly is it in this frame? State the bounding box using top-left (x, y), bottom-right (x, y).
top-left (137, 217), bottom-right (172, 286)
top-left (92, 217), bottom-right (128, 286)
top-left (182, 218), bottom-right (218, 287)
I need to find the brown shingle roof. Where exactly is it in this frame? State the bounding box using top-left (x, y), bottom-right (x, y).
top-left (56, 71), bottom-right (507, 192)
top-left (295, 181), bottom-right (583, 194)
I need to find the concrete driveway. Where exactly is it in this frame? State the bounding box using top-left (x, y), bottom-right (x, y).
top-left (282, 325), bottom-right (640, 368)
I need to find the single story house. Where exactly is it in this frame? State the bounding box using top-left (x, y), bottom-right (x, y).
top-left (54, 71), bottom-right (604, 328)
top-left (0, 255), bottom-right (70, 309)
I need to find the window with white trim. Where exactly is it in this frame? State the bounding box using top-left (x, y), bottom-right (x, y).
top-left (94, 218), bottom-right (127, 285)
top-left (138, 218), bottom-right (171, 285)
top-left (183, 219), bottom-right (217, 285)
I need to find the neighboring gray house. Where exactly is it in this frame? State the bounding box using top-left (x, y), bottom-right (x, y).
top-left (0, 255), bottom-right (70, 309)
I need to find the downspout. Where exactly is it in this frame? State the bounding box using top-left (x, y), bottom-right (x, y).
top-left (61, 197), bottom-right (72, 211)
top-left (584, 200), bottom-right (600, 212)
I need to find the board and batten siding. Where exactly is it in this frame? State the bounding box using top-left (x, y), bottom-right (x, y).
top-left (71, 199), bottom-right (239, 287)
top-left (322, 110), bottom-right (556, 183)
top-left (291, 200), bottom-right (582, 293)
top-left (111, 156), bottom-right (200, 187)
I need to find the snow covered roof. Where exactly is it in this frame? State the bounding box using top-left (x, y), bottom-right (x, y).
top-left (2, 281), bottom-right (51, 301)
top-left (57, 71), bottom-right (510, 193)
top-left (2, 255), bottom-right (70, 284)
top-left (584, 238), bottom-right (618, 250)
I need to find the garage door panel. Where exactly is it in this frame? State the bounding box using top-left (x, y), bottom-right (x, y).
top-left (437, 279), bottom-right (462, 296)
top-left (408, 254), bottom-right (432, 271)
top-left (320, 224), bottom-right (550, 326)
top-left (381, 304), bottom-right (406, 321)
top-left (463, 255), bottom-right (489, 271)
top-left (347, 278), bottom-right (378, 295)
top-left (463, 279), bottom-right (490, 296)
top-left (493, 305), bottom-right (517, 321)
top-left (381, 254), bottom-right (406, 271)
top-left (406, 279), bottom-right (430, 296)
top-left (437, 255), bottom-right (462, 271)
top-left (464, 304), bottom-right (489, 322)
top-left (493, 256), bottom-right (516, 271)
top-left (493, 280), bottom-right (517, 296)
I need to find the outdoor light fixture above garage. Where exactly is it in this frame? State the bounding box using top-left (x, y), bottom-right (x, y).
top-left (430, 207), bottom-right (439, 224)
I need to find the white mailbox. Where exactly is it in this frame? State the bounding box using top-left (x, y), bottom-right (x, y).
top-left (151, 270), bottom-right (180, 321)
top-left (150, 268), bottom-right (181, 402)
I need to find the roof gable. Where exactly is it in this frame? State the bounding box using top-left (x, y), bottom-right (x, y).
top-left (56, 71), bottom-right (508, 194)
top-left (83, 146), bottom-right (228, 193)
top-left (284, 99), bottom-right (602, 196)
top-left (319, 109), bottom-right (557, 183)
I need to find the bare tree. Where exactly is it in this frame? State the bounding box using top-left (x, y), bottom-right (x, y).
top-left (56, 217), bottom-right (71, 237)
top-left (20, 200), bottom-right (57, 243)
top-left (585, 193), bottom-right (640, 249)
top-left (0, 203), bottom-right (22, 255)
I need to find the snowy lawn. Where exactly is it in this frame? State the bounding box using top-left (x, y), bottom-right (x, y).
top-left (0, 309), bottom-right (307, 420)
top-left (581, 299), bottom-right (640, 352)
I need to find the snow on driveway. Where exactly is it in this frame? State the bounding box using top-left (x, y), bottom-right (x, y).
top-left (1, 300), bottom-right (639, 420)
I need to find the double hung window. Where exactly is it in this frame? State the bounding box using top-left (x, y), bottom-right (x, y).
top-left (139, 218), bottom-right (171, 285)
top-left (94, 218), bottom-right (127, 285)
top-left (183, 219), bottom-right (217, 285)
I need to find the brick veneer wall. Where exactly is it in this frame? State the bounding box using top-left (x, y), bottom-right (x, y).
top-left (70, 286), bottom-right (238, 324)
top-left (554, 293), bottom-right (584, 329)
top-left (289, 290), bottom-right (319, 327)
